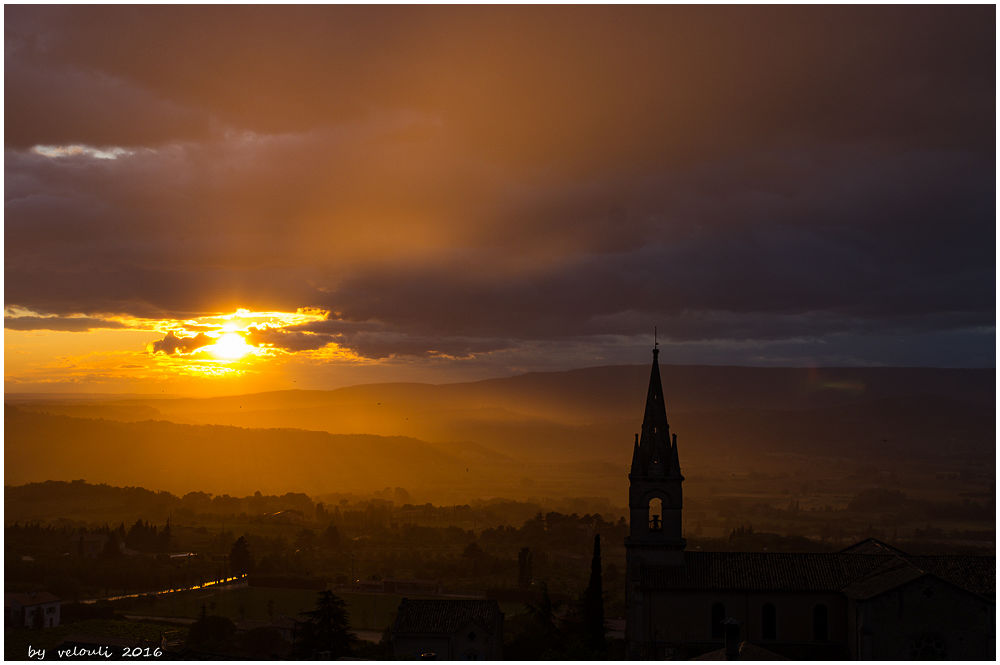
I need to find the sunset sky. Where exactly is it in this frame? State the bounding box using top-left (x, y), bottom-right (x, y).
top-left (5, 6), bottom-right (995, 396)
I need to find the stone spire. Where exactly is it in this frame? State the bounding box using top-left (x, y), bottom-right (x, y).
top-left (631, 346), bottom-right (678, 477)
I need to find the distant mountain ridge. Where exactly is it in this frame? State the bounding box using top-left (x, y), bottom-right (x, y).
top-left (9, 363), bottom-right (994, 418)
top-left (4, 406), bottom-right (512, 499)
top-left (5, 365), bottom-right (993, 500)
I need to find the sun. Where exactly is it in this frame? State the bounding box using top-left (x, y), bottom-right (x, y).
top-left (208, 333), bottom-right (254, 360)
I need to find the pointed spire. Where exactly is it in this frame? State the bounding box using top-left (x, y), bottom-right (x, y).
top-left (630, 433), bottom-right (640, 474)
top-left (635, 344), bottom-right (676, 476)
top-left (642, 346), bottom-right (670, 442)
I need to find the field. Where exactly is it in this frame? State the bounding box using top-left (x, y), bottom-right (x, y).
top-left (111, 586), bottom-right (526, 634)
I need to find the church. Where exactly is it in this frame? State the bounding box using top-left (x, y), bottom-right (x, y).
top-left (624, 348), bottom-right (995, 660)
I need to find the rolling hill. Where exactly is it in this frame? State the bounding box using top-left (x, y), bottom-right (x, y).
top-left (6, 365), bottom-right (993, 502)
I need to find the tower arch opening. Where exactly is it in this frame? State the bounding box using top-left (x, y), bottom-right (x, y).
top-left (648, 497), bottom-right (663, 531)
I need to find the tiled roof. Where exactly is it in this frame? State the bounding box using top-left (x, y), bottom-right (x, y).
top-left (235, 615), bottom-right (297, 631)
top-left (391, 599), bottom-right (501, 635)
top-left (841, 560), bottom-right (927, 600)
top-left (4, 591), bottom-right (60, 606)
top-left (838, 537), bottom-right (909, 556)
top-left (642, 549), bottom-right (995, 600)
top-left (642, 552), bottom-right (897, 592)
top-left (907, 555), bottom-right (996, 596)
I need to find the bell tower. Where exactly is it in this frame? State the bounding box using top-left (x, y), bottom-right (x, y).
top-left (625, 344), bottom-right (685, 658)
top-left (626, 344), bottom-right (686, 561)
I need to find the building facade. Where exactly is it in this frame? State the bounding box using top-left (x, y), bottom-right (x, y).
top-left (624, 348), bottom-right (994, 660)
top-left (4, 592), bottom-right (61, 629)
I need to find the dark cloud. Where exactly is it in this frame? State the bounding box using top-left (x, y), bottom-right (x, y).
top-left (317, 145), bottom-right (994, 342)
top-left (335, 333), bottom-right (512, 361)
top-left (4, 6), bottom-right (994, 366)
top-left (151, 332), bottom-right (214, 355)
top-left (244, 322), bottom-right (513, 360)
top-left (5, 6), bottom-right (992, 155)
top-left (245, 327), bottom-right (333, 352)
top-left (4, 316), bottom-right (126, 332)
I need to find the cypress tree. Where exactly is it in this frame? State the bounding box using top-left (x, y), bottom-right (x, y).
top-left (582, 534), bottom-right (606, 652)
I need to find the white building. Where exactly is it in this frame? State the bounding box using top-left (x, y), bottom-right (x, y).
top-left (5, 591), bottom-right (61, 629)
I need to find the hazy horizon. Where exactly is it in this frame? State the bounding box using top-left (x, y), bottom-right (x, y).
top-left (6, 358), bottom-right (996, 401)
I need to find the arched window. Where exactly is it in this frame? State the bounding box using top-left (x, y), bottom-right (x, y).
top-left (761, 603), bottom-right (776, 640)
top-left (813, 604), bottom-right (828, 641)
top-left (711, 602), bottom-right (725, 639)
top-left (648, 498), bottom-right (663, 531)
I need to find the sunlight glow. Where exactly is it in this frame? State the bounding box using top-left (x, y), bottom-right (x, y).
top-left (5, 306), bottom-right (348, 390)
top-left (207, 333), bottom-right (255, 360)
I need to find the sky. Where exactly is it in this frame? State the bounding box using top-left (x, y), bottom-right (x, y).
top-left (4, 5), bottom-right (996, 395)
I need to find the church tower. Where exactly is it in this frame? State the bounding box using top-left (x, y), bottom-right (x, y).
top-left (626, 345), bottom-right (685, 658)
top-left (627, 344), bottom-right (685, 560)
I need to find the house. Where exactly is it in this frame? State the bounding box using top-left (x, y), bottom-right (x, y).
top-left (76, 533), bottom-right (110, 559)
top-left (235, 615), bottom-right (297, 645)
top-left (390, 598), bottom-right (503, 660)
top-left (5, 591), bottom-right (61, 628)
top-left (625, 347), bottom-right (995, 660)
top-left (233, 616), bottom-right (297, 658)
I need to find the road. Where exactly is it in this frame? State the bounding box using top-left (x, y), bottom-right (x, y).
top-left (79, 576), bottom-right (248, 604)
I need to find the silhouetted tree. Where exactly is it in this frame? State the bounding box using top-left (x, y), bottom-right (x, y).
top-left (187, 614), bottom-right (236, 653)
top-left (518, 547), bottom-right (533, 588)
top-left (101, 531), bottom-right (123, 558)
top-left (160, 518), bottom-right (172, 552)
top-left (230, 535), bottom-right (253, 575)
top-left (294, 528), bottom-right (317, 551)
top-left (463, 541), bottom-right (486, 574)
top-left (240, 626), bottom-right (290, 658)
top-left (295, 590), bottom-right (355, 658)
top-left (529, 583), bottom-right (558, 641)
top-left (322, 524), bottom-right (341, 549)
top-left (126, 518), bottom-right (162, 552)
top-left (505, 583), bottom-right (564, 659)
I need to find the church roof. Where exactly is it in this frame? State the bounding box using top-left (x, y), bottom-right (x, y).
top-left (391, 598), bottom-right (501, 635)
top-left (643, 552), bottom-right (895, 592)
top-left (840, 559), bottom-right (928, 599)
top-left (906, 555), bottom-right (996, 597)
top-left (838, 537), bottom-right (909, 556)
top-left (641, 550), bottom-right (994, 599)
